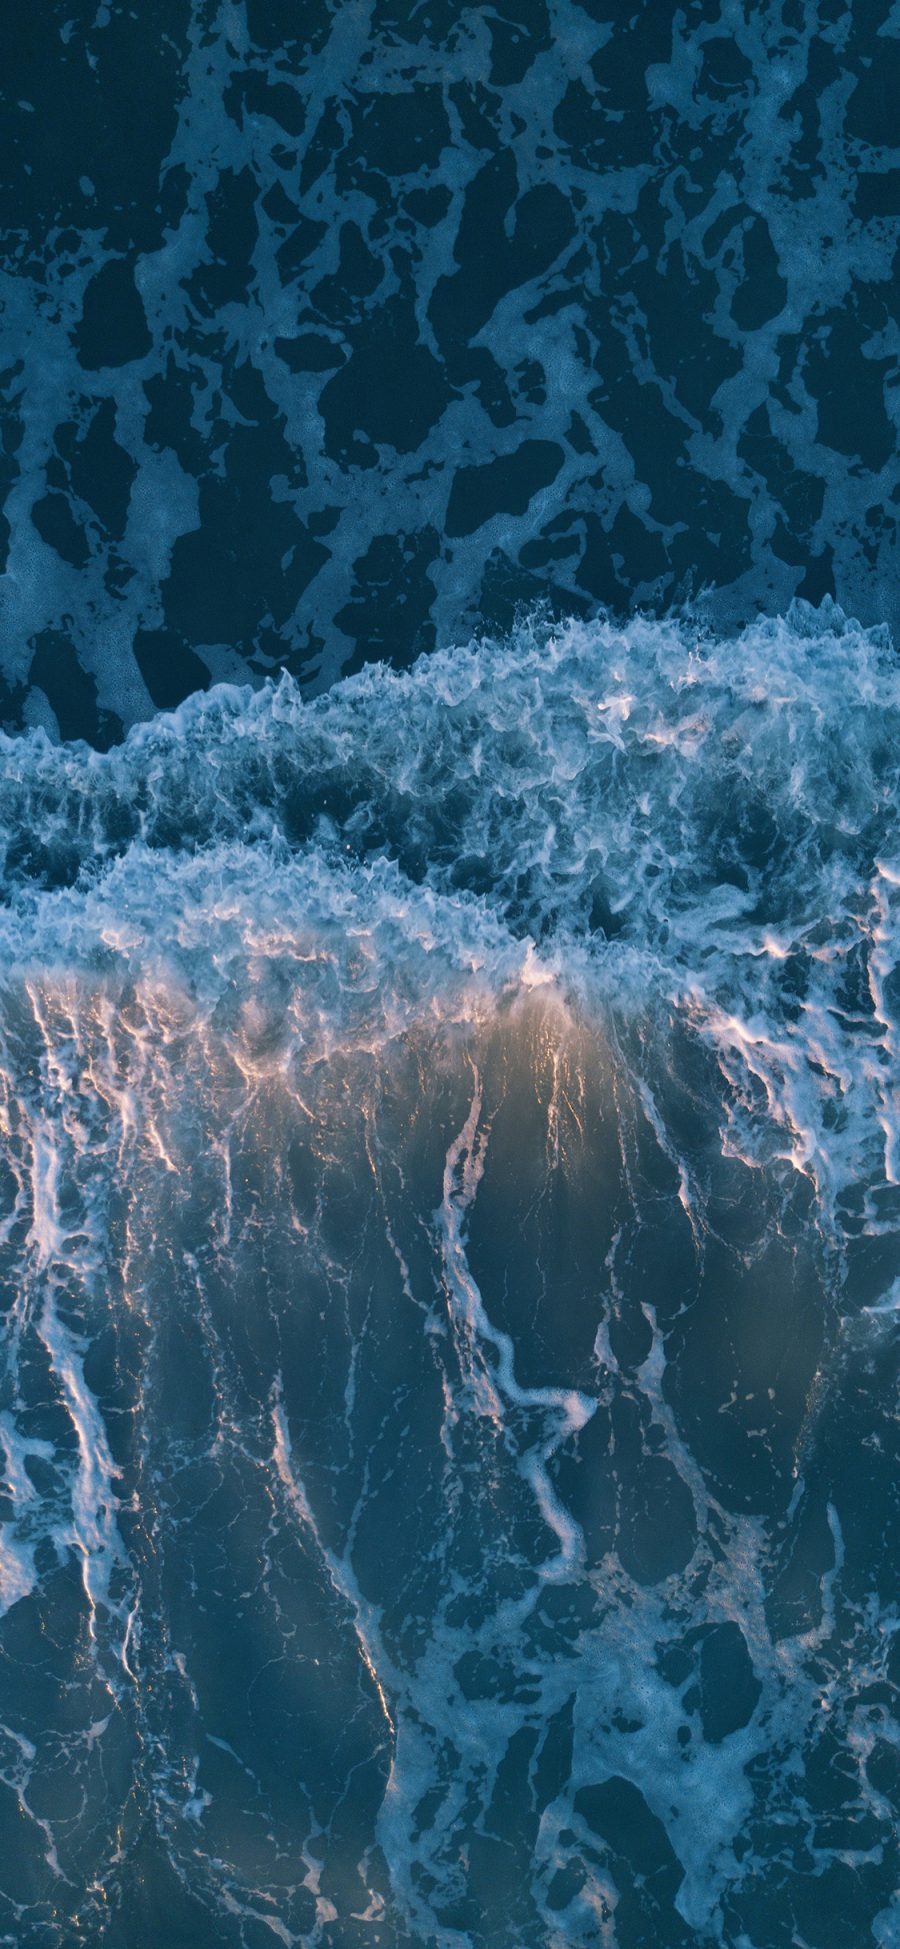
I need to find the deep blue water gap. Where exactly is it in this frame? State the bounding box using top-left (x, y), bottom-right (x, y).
top-left (1, 0), bottom-right (900, 738)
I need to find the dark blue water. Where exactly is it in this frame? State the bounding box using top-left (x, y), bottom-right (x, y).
top-left (1, 7), bottom-right (900, 1949)
top-left (2, 1), bottom-right (900, 732)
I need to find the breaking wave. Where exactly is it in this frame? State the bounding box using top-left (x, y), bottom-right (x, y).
top-left (0, 604), bottom-right (898, 1947)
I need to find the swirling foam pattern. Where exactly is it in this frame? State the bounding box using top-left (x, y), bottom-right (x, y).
top-left (0, 612), bottom-right (897, 1945)
top-left (1, 1), bottom-right (900, 737)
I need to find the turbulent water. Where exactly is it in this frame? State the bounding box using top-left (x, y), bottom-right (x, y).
top-left (4, 0), bottom-right (900, 1943)
top-left (3, 1), bottom-right (900, 732)
top-left (0, 605), bottom-right (896, 1947)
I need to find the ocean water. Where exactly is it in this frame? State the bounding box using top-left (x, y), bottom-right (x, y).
top-left (3, 2), bottom-right (900, 1946)
top-left (0, 608), bottom-right (898, 1946)
top-left (2, 1), bottom-right (900, 729)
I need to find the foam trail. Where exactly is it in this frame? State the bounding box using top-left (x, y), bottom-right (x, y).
top-left (436, 1067), bottom-right (596, 1577)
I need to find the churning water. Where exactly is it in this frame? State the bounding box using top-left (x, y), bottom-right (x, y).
top-left (0, 604), bottom-right (898, 1947)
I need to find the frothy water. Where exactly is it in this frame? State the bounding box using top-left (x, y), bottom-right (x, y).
top-left (0, 606), bottom-right (898, 1947)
